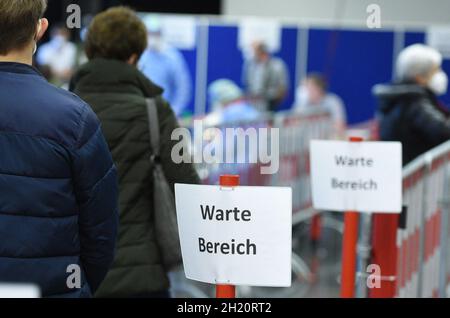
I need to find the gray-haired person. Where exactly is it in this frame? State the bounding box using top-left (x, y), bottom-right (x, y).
top-left (374, 44), bottom-right (450, 165)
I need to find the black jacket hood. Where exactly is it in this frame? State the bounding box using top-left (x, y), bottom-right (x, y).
top-left (373, 83), bottom-right (431, 114)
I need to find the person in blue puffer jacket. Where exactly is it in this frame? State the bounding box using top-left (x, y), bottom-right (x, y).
top-left (0, 0), bottom-right (119, 297)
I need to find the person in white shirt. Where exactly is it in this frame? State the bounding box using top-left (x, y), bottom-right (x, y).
top-left (294, 73), bottom-right (347, 138)
top-left (36, 24), bottom-right (77, 86)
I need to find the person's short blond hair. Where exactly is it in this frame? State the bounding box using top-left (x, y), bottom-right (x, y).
top-left (0, 0), bottom-right (47, 55)
top-left (85, 7), bottom-right (147, 62)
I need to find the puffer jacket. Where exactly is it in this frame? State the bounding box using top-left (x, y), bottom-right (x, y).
top-left (374, 83), bottom-right (450, 165)
top-left (70, 58), bottom-right (199, 297)
top-left (0, 62), bottom-right (119, 297)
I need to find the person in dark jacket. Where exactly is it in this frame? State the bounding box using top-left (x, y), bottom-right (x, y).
top-left (374, 44), bottom-right (450, 165)
top-left (70, 7), bottom-right (200, 298)
top-left (0, 0), bottom-right (119, 297)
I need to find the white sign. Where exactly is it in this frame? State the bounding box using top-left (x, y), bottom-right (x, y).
top-left (162, 16), bottom-right (197, 50)
top-left (175, 184), bottom-right (292, 287)
top-left (427, 26), bottom-right (450, 59)
top-left (310, 140), bottom-right (402, 213)
top-left (0, 284), bottom-right (40, 298)
top-left (238, 18), bottom-right (282, 53)
top-left (139, 13), bottom-right (197, 50)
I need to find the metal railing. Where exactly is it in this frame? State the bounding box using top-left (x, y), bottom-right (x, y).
top-left (177, 113), bottom-right (450, 298)
top-left (173, 110), bottom-right (334, 298)
top-left (185, 110), bottom-right (333, 220)
top-left (393, 140), bottom-right (450, 298)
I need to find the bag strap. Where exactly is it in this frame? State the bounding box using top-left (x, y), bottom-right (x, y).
top-left (146, 98), bottom-right (160, 160)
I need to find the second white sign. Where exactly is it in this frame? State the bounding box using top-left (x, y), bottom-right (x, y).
top-left (310, 140), bottom-right (402, 213)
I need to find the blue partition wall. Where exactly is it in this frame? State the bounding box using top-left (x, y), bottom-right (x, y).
top-left (188, 22), bottom-right (449, 122)
top-left (275, 27), bottom-right (298, 110)
top-left (206, 25), bottom-right (243, 113)
top-left (206, 25), bottom-right (298, 112)
top-left (404, 31), bottom-right (425, 46)
top-left (307, 28), bottom-right (394, 125)
top-left (179, 48), bottom-right (197, 115)
top-left (442, 60), bottom-right (450, 107)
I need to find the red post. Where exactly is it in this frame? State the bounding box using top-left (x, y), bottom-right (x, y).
top-left (340, 136), bottom-right (363, 298)
top-left (215, 174), bottom-right (239, 298)
top-left (369, 214), bottom-right (399, 298)
top-left (310, 214), bottom-right (322, 242)
top-left (340, 211), bottom-right (360, 297)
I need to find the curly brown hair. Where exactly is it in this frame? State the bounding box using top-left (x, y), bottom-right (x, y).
top-left (85, 6), bottom-right (147, 62)
top-left (0, 0), bottom-right (47, 55)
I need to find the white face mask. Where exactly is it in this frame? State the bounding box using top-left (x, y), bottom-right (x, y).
top-left (211, 102), bottom-right (223, 112)
top-left (428, 70), bottom-right (448, 96)
top-left (295, 85), bottom-right (309, 106)
top-left (148, 36), bottom-right (162, 51)
top-left (242, 46), bottom-right (255, 61)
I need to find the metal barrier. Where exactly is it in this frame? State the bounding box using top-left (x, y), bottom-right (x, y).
top-left (370, 140), bottom-right (450, 298)
top-left (179, 113), bottom-right (450, 298)
top-left (273, 112), bottom-right (333, 217)
top-left (186, 110), bottom-right (334, 223)
top-left (174, 110), bottom-right (334, 298)
top-left (401, 141), bottom-right (450, 297)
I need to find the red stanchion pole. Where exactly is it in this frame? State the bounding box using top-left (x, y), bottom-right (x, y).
top-left (340, 136), bottom-right (363, 298)
top-left (310, 214), bottom-right (322, 243)
top-left (369, 214), bottom-right (399, 298)
top-left (215, 174), bottom-right (239, 298)
top-left (340, 211), bottom-right (359, 298)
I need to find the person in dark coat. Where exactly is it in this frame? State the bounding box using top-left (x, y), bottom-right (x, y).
top-left (0, 0), bottom-right (119, 297)
top-left (374, 44), bottom-right (450, 165)
top-left (70, 7), bottom-right (200, 298)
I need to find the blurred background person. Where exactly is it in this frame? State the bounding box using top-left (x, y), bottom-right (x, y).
top-left (203, 79), bottom-right (261, 183)
top-left (36, 23), bottom-right (77, 87)
top-left (204, 79), bottom-right (260, 126)
top-left (242, 41), bottom-right (289, 112)
top-left (294, 73), bottom-right (347, 138)
top-left (138, 15), bottom-right (192, 117)
top-left (374, 44), bottom-right (450, 165)
top-left (70, 6), bottom-right (199, 298)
